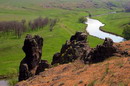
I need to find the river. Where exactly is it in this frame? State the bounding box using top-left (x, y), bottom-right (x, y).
top-left (0, 80), bottom-right (8, 86)
top-left (85, 17), bottom-right (125, 42)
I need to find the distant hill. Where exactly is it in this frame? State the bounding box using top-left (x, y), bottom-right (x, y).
top-left (0, 0), bottom-right (130, 10)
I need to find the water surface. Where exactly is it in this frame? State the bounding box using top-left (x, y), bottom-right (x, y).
top-left (85, 18), bottom-right (125, 42)
top-left (0, 80), bottom-right (8, 86)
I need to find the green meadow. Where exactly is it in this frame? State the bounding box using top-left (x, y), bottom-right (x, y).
top-left (0, 8), bottom-right (86, 76)
top-left (0, 7), bottom-right (103, 77)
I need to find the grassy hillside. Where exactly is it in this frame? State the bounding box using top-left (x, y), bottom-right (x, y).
top-left (17, 57), bottom-right (130, 86)
top-left (0, 8), bottom-right (88, 76)
top-left (94, 12), bottom-right (130, 36)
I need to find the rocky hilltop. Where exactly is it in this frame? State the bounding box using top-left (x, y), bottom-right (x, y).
top-left (16, 32), bottom-right (130, 86)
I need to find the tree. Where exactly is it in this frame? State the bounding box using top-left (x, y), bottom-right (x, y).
top-left (28, 17), bottom-right (49, 30)
top-left (0, 21), bottom-right (26, 38)
top-left (49, 19), bottom-right (57, 31)
top-left (123, 25), bottom-right (130, 40)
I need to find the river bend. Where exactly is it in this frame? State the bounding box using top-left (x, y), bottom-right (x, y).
top-left (85, 18), bottom-right (125, 42)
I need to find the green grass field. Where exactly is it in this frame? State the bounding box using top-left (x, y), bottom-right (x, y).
top-left (0, 8), bottom-right (89, 76)
top-left (0, 6), bottom-right (103, 77)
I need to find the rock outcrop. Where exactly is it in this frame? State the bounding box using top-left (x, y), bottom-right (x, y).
top-left (17, 32), bottom-right (130, 85)
top-left (19, 35), bottom-right (50, 81)
top-left (84, 38), bottom-right (117, 64)
top-left (52, 32), bottom-right (117, 65)
top-left (51, 32), bottom-right (90, 65)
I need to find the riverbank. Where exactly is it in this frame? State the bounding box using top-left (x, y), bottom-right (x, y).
top-left (0, 75), bottom-right (18, 86)
top-left (100, 27), bottom-right (124, 37)
top-left (86, 18), bottom-right (125, 42)
top-left (93, 12), bottom-right (130, 37)
top-left (0, 80), bottom-right (8, 86)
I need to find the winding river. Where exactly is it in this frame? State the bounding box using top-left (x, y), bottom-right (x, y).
top-left (85, 17), bottom-right (125, 42)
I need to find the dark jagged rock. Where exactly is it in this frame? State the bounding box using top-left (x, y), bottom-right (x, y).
top-left (36, 60), bottom-right (51, 75)
top-left (84, 38), bottom-right (117, 64)
top-left (70, 32), bottom-right (87, 42)
top-left (19, 35), bottom-right (50, 81)
top-left (51, 53), bottom-right (61, 65)
top-left (51, 32), bottom-right (90, 65)
top-left (52, 32), bottom-right (117, 65)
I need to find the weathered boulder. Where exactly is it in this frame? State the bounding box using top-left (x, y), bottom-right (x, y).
top-left (51, 32), bottom-right (90, 65)
top-left (36, 60), bottom-right (51, 75)
top-left (19, 35), bottom-right (50, 81)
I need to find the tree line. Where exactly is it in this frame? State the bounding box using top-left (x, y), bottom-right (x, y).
top-left (0, 17), bottom-right (58, 38)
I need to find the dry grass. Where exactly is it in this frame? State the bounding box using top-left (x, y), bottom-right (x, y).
top-left (16, 57), bottom-right (130, 86)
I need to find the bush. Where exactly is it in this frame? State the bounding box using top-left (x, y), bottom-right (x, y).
top-left (0, 17), bottom-right (51, 38)
top-left (123, 25), bottom-right (130, 40)
top-left (49, 19), bottom-right (58, 31)
top-left (79, 17), bottom-right (86, 23)
top-left (29, 17), bottom-right (49, 30)
top-left (0, 20), bottom-right (26, 38)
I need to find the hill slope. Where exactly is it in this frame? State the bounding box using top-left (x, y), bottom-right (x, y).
top-left (16, 40), bottom-right (130, 86)
top-left (16, 57), bottom-right (130, 86)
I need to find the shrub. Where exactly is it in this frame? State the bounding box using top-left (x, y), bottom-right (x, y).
top-left (49, 19), bottom-right (58, 31)
top-left (79, 17), bottom-right (86, 23)
top-left (123, 25), bottom-right (130, 40)
top-left (0, 17), bottom-right (50, 38)
top-left (0, 20), bottom-right (26, 38)
top-left (29, 17), bottom-right (49, 30)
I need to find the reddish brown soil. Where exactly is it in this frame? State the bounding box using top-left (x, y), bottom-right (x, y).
top-left (115, 41), bottom-right (130, 55)
top-left (16, 41), bottom-right (130, 86)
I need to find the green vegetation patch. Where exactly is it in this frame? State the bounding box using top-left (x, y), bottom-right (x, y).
top-left (94, 12), bottom-right (130, 36)
top-left (0, 8), bottom-right (89, 77)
